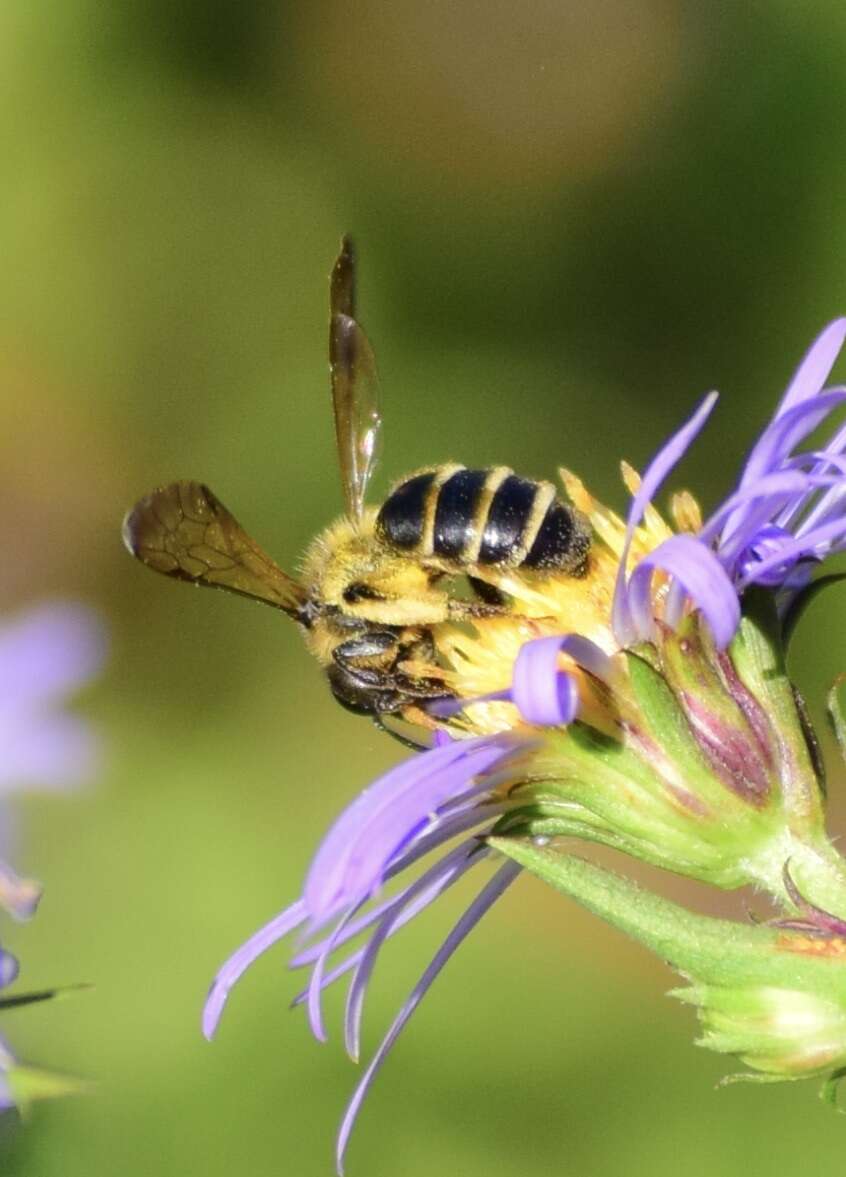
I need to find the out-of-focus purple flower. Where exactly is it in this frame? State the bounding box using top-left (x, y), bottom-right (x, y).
top-left (0, 604), bottom-right (106, 795)
top-left (204, 733), bottom-right (531, 1172)
top-left (614, 320), bottom-right (846, 649)
top-left (0, 603), bottom-right (105, 922)
top-left (0, 601), bottom-right (105, 1111)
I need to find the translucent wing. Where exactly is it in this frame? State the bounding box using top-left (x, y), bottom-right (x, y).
top-left (329, 235), bottom-right (382, 523)
top-left (122, 481), bottom-right (307, 617)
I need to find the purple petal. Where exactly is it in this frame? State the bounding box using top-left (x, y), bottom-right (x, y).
top-left (510, 636), bottom-right (584, 726)
top-left (735, 525), bottom-right (802, 587)
top-left (425, 691), bottom-right (511, 719)
top-left (431, 635), bottom-right (613, 727)
top-left (721, 390), bottom-right (846, 548)
top-left (0, 604), bottom-right (106, 709)
top-left (290, 801), bottom-right (510, 969)
top-left (737, 513), bottom-right (846, 588)
top-left (306, 904), bottom-right (358, 1044)
top-left (0, 712), bottom-right (101, 793)
top-left (699, 469), bottom-right (832, 551)
top-left (202, 899), bottom-right (307, 1040)
top-left (787, 447), bottom-right (846, 536)
top-left (335, 859), bottom-right (522, 1175)
top-left (343, 841), bottom-right (483, 1063)
top-left (772, 318), bottom-right (846, 418)
top-left (612, 393), bottom-right (719, 648)
top-left (0, 951), bottom-right (19, 989)
top-left (289, 809), bottom-right (513, 1015)
top-left (303, 737), bottom-right (520, 925)
top-left (628, 533), bottom-right (740, 650)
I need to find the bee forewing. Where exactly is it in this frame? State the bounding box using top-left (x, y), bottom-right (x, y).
top-left (329, 236), bottom-right (382, 522)
top-left (122, 480), bottom-right (306, 616)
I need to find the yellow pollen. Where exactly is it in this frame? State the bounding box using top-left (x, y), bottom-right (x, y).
top-left (427, 466), bottom-right (705, 739)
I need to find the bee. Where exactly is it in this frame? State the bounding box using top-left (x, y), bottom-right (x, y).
top-left (123, 238), bottom-right (591, 741)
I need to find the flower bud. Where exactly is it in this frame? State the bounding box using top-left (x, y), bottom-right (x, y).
top-left (676, 982), bottom-right (846, 1079)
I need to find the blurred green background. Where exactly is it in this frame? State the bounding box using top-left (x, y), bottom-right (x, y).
top-left (2, 2), bottom-right (846, 1174)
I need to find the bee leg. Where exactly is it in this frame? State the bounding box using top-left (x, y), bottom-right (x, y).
top-left (332, 633), bottom-right (450, 713)
top-left (333, 631), bottom-right (401, 672)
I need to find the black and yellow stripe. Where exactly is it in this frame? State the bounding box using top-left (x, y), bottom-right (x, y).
top-left (376, 466), bottom-right (590, 572)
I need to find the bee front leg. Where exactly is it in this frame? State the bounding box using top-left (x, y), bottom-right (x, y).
top-left (332, 631), bottom-right (400, 673)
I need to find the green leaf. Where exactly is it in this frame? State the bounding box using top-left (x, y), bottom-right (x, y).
top-left (0, 983), bottom-right (91, 1012)
top-left (8, 1064), bottom-right (91, 1113)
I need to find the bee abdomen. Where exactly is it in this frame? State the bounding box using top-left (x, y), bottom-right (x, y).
top-left (375, 470), bottom-right (437, 550)
top-left (433, 468), bottom-right (490, 558)
top-left (376, 466), bottom-right (590, 571)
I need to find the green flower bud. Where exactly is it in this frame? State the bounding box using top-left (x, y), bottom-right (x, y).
top-left (676, 982), bottom-right (846, 1079)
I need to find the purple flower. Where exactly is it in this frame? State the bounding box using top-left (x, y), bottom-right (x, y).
top-left (0, 604), bottom-right (106, 794)
top-left (203, 321), bottom-right (846, 1168)
top-left (0, 601), bottom-right (105, 1112)
top-left (0, 603), bottom-right (105, 921)
top-left (614, 319), bottom-right (846, 650)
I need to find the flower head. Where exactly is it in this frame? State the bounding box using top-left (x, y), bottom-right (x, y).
top-left (206, 322), bottom-right (846, 1168)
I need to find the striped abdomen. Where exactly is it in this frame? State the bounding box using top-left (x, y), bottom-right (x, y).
top-left (375, 466), bottom-right (590, 571)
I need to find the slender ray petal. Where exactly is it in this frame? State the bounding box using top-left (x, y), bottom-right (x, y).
top-left (304, 738), bottom-right (519, 922)
top-left (335, 860), bottom-right (522, 1175)
top-left (343, 841), bottom-right (484, 1062)
top-left (699, 470), bottom-right (836, 551)
top-left (307, 904), bottom-right (359, 1043)
top-left (771, 317), bottom-right (846, 417)
top-left (511, 636), bottom-right (585, 725)
top-left (612, 393), bottom-right (719, 646)
top-left (203, 899), bottom-right (307, 1039)
top-left (720, 391), bottom-right (846, 549)
top-left (629, 534), bottom-right (740, 649)
top-left (787, 445), bottom-right (846, 530)
top-left (290, 875), bottom-right (449, 1014)
top-left (290, 852), bottom-right (481, 1016)
top-left (289, 803), bottom-right (510, 968)
top-left (737, 514), bottom-right (846, 588)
